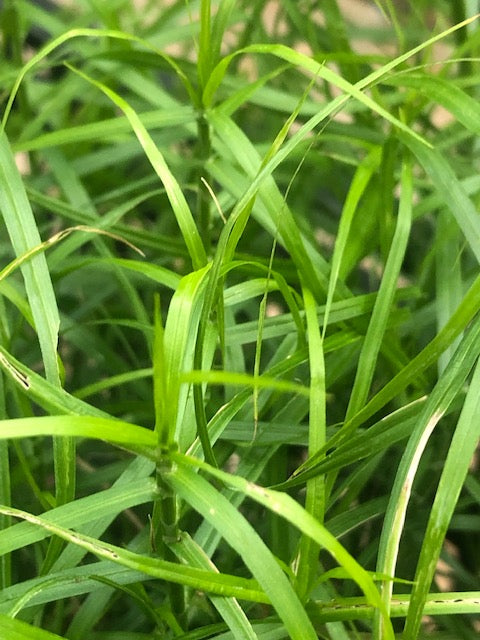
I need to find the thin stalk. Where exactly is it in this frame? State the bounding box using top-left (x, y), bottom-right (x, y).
top-left (294, 286), bottom-right (326, 601)
top-left (152, 453), bottom-right (185, 623)
top-left (151, 296), bottom-right (185, 622)
top-left (196, 113), bottom-right (212, 254)
top-left (197, 0), bottom-right (212, 89)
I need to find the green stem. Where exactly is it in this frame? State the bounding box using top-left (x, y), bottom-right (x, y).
top-left (151, 296), bottom-right (185, 623)
top-left (196, 113), bottom-right (212, 255)
top-left (152, 451), bottom-right (185, 622)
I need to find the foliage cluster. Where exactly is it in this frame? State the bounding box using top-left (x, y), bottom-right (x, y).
top-left (0, 1), bottom-right (480, 638)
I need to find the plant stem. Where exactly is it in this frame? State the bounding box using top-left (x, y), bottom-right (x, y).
top-left (196, 113), bottom-right (212, 254)
top-left (152, 451), bottom-right (185, 623)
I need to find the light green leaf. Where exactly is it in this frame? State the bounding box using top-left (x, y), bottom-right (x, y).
top-left (374, 312), bottom-right (480, 638)
top-left (171, 452), bottom-right (395, 639)
top-left (0, 614), bottom-right (64, 640)
top-left (0, 415), bottom-right (156, 456)
top-left (65, 63), bottom-right (207, 270)
top-left (167, 463), bottom-right (319, 640)
top-left (0, 131), bottom-right (60, 384)
top-left (404, 357), bottom-right (480, 638)
top-left (0, 479), bottom-right (156, 556)
top-left (0, 504), bottom-right (267, 603)
top-left (399, 131), bottom-right (480, 264)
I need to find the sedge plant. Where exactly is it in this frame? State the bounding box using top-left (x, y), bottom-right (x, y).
top-left (0, 1), bottom-right (480, 639)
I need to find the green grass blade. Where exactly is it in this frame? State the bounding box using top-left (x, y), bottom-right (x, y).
top-left (210, 0), bottom-right (236, 69)
top-left (308, 592), bottom-right (480, 624)
top-left (275, 399), bottom-right (424, 490)
top-left (399, 130), bottom-right (480, 264)
top-left (0, 565), bottom-right (148, 615)
top-left (0, 614), bottom-right (64, 640)
top-left (0, 504), bottom-right (266, 603)
top-left (210, 110), bottom-right (325, 298)
top-left (251, 76), bottom-right (315, 432)
top-left (153, 286), bottom-right (184, 615)
top-left (173, 533), bottom-right (258, 640)
top-left (166, 464), bottom-right (319, 640)
top-left (0, 345), bottom-right (110, 417)
top-left (162, 265), bottom-right (211, 449)
top-left (0, 130), bottom-right (60, 385)
top-left (13, 107), bottom-right (195, 153)
top-left (294, 286), bottom-right (326, 600)
top-left (107, 258), bottom-right (181, 291)
top-left (204, 45), bottom-right (422, 145)
top-left (0, 479), bottom-right (156, 556)
top-left (73, 368), bottom-right (153, 400)
top-left (2, 4), bottom-right (479, 637)
top-left (403, 357), bottom-right (480, 638)
top-left (322, 147), bottom-right (382, 336)
top-left (0, 425), bottom-right (10, 590)
top-left (204, 13), bottom-right (480, 139)
top-left (2, 27), bottom-right (195, 128)
top-left (345, 154), bottom-right (413, 419)
top-left (225, 288), bottom-right (414, 346)
top-left (197, 0), bottom-right (212, 90)
top-left (373, 313), bottom-right (480, 638)
top-left (191, 194), bottom-right (257, 466)
top-left (386, 71), bottom-right (480, 136)
top-left (0, 129), bottom-right (74, 520)
top-left (66, 64), bottom-right (207, 270)
top-left (181, 369), bottom-right (310, 397)
top-left (436, 210), bottom-right (463, 373)
top-left (0, 415), bottom-right (156, 455)
top-left (292, 274), bottom-right (480, 484)
top-left (172, 451), bottom-right (395, 639)
top-left (153, 295), bottom-right (167, 444)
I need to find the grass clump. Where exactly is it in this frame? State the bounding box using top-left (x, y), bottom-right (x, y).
top-left (0, 1), bottom-right (480, 638)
